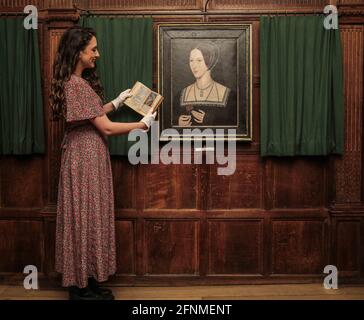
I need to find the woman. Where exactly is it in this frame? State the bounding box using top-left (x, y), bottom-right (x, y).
top-left (175, 41), bottom-right (235, 127)
top-left (50, 26), bottom-right (155, 300)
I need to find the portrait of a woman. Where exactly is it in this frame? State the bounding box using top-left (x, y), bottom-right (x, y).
top-left (173, 41), bottom-right (236, 127)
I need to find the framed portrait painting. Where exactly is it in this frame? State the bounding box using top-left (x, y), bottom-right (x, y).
top-left (158, 23), bottom-right (252, 141)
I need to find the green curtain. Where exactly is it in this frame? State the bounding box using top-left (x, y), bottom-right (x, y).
top-left (0, 17), bottom-right (45, 155)
top-left (260, 16), bottom-right (344, 156)
top-left (80, 16), bottom-right (153, 155)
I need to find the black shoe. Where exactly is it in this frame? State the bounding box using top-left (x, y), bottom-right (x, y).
top-left (69, 286), bottom-right (105, 300)
top-left (88, 278), bottom-right (115, 300)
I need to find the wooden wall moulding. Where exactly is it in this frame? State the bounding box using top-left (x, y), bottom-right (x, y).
top-left (0, 0), bottom-right (76, 13)
top-left (44, 0), bottom-right (74, 9)
top-left (334, 25), bottom-right (363, 205)
top-left (209, 0), bottom-right (328, 10)
top-left (339, 0), bottom-right (364, 5)
top-left (74, 0), bottom-right (201, 11)
top-left (0, 0), bottom-right (43, 11)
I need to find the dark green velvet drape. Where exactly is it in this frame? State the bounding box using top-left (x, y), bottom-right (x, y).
top-left (260, 16), bottom-right (344, 156)
top-left (0, 18), bottom-right (45, 155)
top-left (80, 16), bottom-right (153, 155)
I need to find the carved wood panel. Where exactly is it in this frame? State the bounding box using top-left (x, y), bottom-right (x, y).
top-left (0, 0), bottom-right (42, 9)
top-left (46, 0), bottom-right (74, 8)
top-left (75, 0), bottom-right (201, 10)
top-left (339, 0), bottom-right (364, 4)
top-left (210, 0), bottom-right (328, 9)
top-left (335, 26), bottom-right (363, 203)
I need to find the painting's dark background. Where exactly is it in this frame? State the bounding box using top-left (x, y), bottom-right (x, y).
top-left (0, 0), bottom-right (364, 285)
top-left (171, 38), bottom-right (238, 127)
top-left (171, 38), bottom-right (237, 100)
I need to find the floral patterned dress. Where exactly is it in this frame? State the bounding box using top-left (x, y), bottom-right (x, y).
top-left (55, 74), bottom-right (116, 288)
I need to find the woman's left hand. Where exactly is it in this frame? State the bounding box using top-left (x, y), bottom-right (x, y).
top-left (191, 109), bottom-right (205, 124)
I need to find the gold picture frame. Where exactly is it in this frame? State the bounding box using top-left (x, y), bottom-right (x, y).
top-left (158, 23), bottom-right (253, 141)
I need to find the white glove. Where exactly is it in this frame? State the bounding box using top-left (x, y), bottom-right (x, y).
top-left (140, 109), bottom-right (157, 131)
top-left (111, 89), bottom-right (132, 110)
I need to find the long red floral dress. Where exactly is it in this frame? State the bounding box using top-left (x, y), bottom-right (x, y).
top-left (55, 74), bottom-right (116, 288)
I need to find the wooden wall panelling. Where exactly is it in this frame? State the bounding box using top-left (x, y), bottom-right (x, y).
top-left (335, 25), bottom-right (363, 204)
top-left (272, 158), bottom-right (328, 208)
top-left (207, 218), bottom-right (264, 275)
top-left (142, 163), bottom-right (198, 209)
top-left (198, 158), bottom-right (209, 277)
top-left (115, 219), bottom-right (137, 275)
top-left (43, 218), bottom-right (56, 275)
top-left (271, 218), bottom-right (327, 275)
top-left (0, 157), bottom-right (43, 208)
top-left (45, 0), bottom-right (74, 9)
top-left (0, 0), bottom-right (364, 284)
top-left (333, 217), bottom-right (361, 277)
top-left (1, 0), bottom-right (363, 12)
top-left (362, 218), bottom-right (364, 278)
top-left (209, 0), bottom-right (328, 10)
top-left (339, 0), bottom-right (364, 4)
top-left (0, 219), bottom-right (43, 272)
top-left (0, 0), bottom-right (43, 10)
top-left (207, 155), bottom-right (263, 209)
top-left (252, 20), bottom-right (260, 145)
top-left (75, 0), bottom-right (202, 11)
top-left (112, 158), bottom-right (137, 209)
top-left (0, 157), bottom-right (2, 208)
top-left (144, 219), bottom-right (199, 275)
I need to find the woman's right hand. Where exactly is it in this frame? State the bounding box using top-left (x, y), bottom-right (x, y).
top-left (111, 89), bottom-right (132, 110)
top-left (140, 109), bottom-right (157, 131)
top-left (178, 115), bottom-right (192, 127)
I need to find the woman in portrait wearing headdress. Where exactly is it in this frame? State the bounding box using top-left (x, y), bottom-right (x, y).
top-left (174, 41), bottom-right (236, 127)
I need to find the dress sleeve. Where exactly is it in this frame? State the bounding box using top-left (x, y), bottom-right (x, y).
top-left (64, 78), bottom-right (105, 122)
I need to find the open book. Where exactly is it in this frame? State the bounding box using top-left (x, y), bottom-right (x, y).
top-left (123, 81), bottom-right (163, 116)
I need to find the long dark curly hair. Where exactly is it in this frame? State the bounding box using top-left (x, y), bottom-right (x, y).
top-left (50, 26), bottom-right (105, 120)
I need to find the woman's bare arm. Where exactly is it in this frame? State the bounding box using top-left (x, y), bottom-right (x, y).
top-left (89, 114), bottom-right (147, 136)
top-left (102, 102), bottom-right (116, 115)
